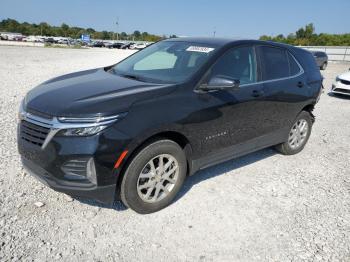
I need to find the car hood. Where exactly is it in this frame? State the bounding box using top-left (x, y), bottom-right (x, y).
top-left (25, 68), bottom-right (175, 117)
top-left (338, 71), bottom-right (350, 81)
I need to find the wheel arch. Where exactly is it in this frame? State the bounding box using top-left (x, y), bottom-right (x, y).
top-left (114, 130), bottom-right (193, 199)
top-left (302, 104), bottom-right (314, 113)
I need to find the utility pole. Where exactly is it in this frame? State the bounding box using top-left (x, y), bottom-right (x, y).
top-left (116, 17), bottom-right (119, 41)
top-left (213, 27), bottom-right (216, 37)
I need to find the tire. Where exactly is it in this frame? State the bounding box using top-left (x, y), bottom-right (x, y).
top-left (120, 139), bottom-right (187, 214)
top-left (275, 111), bottom-right (313, 155)
top-left (321, 62), bottom-right (327, 70)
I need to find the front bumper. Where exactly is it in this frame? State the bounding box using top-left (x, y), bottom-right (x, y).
top-left (22, 157), bottom-right (116, 204)
top-left (17, 119), bottom-right (131, 205)
top-left (331, 81), bottom-right (350, 96)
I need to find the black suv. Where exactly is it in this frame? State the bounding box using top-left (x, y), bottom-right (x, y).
top-left (18, 38), bottom-right (323, 213)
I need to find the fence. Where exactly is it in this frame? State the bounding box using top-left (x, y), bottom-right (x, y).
top-left (301, 46), bottom-right (350, 62)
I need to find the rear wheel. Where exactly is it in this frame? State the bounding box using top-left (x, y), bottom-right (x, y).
top-left (275, 111), bottom-right (313, 155)
top-left (120, 139), bottom-right (187, 214)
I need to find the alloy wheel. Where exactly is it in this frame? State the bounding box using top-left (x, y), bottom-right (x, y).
top-left (288, 119), bottom-right (309, 149)
top-left (137, 154), bottom-right (179, 203)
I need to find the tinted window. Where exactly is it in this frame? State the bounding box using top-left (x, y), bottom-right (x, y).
top-left (209, 46), bottom-right (257, 85)
top-left (287, 52), bottom-right (301, 76)
top-left (260, 46), bottom-right (290, 80)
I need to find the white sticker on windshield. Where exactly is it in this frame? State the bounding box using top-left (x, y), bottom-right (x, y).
top-left (186, 46), bottom-right (215, 53)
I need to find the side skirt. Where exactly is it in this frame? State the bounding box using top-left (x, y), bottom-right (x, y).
top-left (189, 128), bottom-right (288, 175)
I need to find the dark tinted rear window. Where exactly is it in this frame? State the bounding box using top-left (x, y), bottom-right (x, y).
top-left (260, 46), bottom-right (289, 80)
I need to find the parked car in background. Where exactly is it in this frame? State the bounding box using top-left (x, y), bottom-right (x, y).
top-left (90, 41), bottom-right (105, 47)
top-left (331, 69), bottom-right (350, 96)
top-left (0, 32), bottom-right (7, 40)
top-left (57, 38), bottom-right (71, 45)
top-left (23, 35), bottom-right (44, 43)
top-left (44, 37), bottom-right (56, 44)
top-left (121, 42), bottom-right (135, 49)
top-left (3, 32), bottom-right (24, 41)
top-left (131, 43), bottom-right (147, 50)
top-left (311, 51), bottom-right (328, 70)
top-left (18, 38), bottom-right (323, 213)
top-left (107, 42), bottom-right (124, 49)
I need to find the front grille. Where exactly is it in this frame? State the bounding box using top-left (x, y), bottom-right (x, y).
top-left (20, 120), bottom-right (50, 147)
top-left (340, 79), bottom-right (350, 85)
top-left (334, 88), bottom-right (350, 94)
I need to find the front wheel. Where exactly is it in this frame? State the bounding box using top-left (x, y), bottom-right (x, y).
top-left (120, 139), bottom-right (187, 214)
top-left (321, 62), bottom-right (327, 70)
top-left (275, 111), bottom-right (313, 155)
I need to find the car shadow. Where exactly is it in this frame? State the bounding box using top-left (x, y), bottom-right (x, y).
top-left (73, 196), bottom-right (128, 211)
top-left (74, 147), bottom-right (276, 211)
top-left (174, 147), bottom-right (276, 203)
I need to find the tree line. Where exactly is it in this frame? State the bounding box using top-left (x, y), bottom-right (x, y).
top-left (260, 23), bottom-right (350, 46)
top-left (0, 18), bottom-right (170, 42)
top-left (2, 19), bottom-right (348, 46)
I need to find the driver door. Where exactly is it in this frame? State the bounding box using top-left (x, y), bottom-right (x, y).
top-left (191, 45), bottom-right (271, 159)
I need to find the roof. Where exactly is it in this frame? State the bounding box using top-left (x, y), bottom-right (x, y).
top-left (164, 37), bottom-right (300, 50)
top-left (164, 37), bottom-right (246, 46)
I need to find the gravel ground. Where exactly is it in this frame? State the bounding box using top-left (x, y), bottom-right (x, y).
top-left (0, 46), bottom-right (349, 262)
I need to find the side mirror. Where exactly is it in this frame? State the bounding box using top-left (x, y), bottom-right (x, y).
top-left (199, 76), bottom-right (240, 92)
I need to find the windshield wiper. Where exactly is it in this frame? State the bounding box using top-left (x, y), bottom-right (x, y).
top-left (111, 69), bottom-right (170, 84)
top-left (110, 68), bottom-right (142, 81)
top-left (120, 74), bottom-right (142, 81)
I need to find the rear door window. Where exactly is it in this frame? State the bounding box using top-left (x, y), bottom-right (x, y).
top-left (259, 46), bottom-right (290, 80)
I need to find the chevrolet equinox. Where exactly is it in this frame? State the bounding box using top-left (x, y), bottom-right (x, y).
top-left (18, 38), bottom-right (323, 213)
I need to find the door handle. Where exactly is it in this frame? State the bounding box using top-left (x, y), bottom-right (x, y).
top-left (297, 81), bottom-right (304, 88)
top-left (251, 90), bottom-right (263, 97)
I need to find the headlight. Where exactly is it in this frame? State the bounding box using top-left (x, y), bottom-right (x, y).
top-left (58, 114), bottom-right (125, 123)
top-left (57, 113), bottom-right (127, 137)
top-left (60, 125), bottom-right (108, 136)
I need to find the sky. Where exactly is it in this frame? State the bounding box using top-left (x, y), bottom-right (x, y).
top-left (1, 0), bottom-right (350, 38)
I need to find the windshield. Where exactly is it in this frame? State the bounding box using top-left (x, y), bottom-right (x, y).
top-left (112, 41), bottom-right (217, 83)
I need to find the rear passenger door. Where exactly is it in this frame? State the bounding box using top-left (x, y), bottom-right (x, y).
top-left (257, 45), bottom-right (307, 133)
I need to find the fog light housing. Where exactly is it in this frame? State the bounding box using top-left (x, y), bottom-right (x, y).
top-left (61, 158), bottom-right (97, 184)
top-left (86, 158), bottom-right (97, 184)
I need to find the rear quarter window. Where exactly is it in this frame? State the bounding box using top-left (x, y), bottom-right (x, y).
top-left (287, 52), bottom-right (301, 76)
